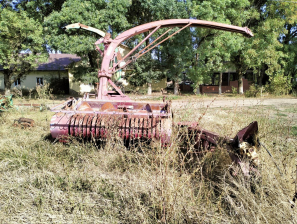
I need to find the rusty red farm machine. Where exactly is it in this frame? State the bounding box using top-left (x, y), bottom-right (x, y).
top-left (50, 19), bottom-right (259, 174)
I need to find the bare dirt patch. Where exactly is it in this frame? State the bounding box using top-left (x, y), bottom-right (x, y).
top-left (172, 97), bottom-right (297, 108)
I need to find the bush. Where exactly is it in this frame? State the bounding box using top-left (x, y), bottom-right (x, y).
top-left (36, 82), bottom-right (53, 99)
top-left (267, 74), bottom-right (292, 95)
top-left (11, 87), bottom-right (38, 99)
top-left (245, 84), bottom-right (263, 97)
top-left (232, 86), bottom-right (238, 95)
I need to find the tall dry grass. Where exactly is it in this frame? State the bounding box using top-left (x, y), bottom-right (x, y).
top-left (0, 99), bottom-right (296, 223)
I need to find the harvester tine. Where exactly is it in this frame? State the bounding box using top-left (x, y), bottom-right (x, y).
top-left (125, 118), bottom-right (130, 139)
top-left (139, 118), bottom-right (144, 138)
top-left (143, 117), bottom-right (148, 139)
top-left (147, 117), bottom-right (152, 139)
top-left (91, 115), bottom-right (97, 140)
top-left (130, 117), bottom-right (135, 143)
top-left (74, 115), bottom-right (81, 137)
top-left (152, 117), bottom-right (156, 139)
top-left (83, 115), bottom-right (89, 139)
top-left (155, 117), bottom-right (160, 140)
top-left (69, 114), bottom-right (77, 136)
top-left (95, 115), bottom-right (101, 139)
top-left (134, 117), bottom-right (139, 139)
top-left (87, 115), bottom-right (93, 139)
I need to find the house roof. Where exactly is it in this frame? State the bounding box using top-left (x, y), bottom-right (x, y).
top-left (36, 54), bottom-right (81, 71)
top-left (0, 54), bottom-right (81, 71)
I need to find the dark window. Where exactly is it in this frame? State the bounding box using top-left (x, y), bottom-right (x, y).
top-left (213, 73), bottom-right (219, 85)
top-left (229, 73), bottom-right (238, 81)
top-left (14, 78), bottom-right (21, 86)
top-left (222, 73), bottom-right (229, 86)
top-left (37, 77), bottom-right (43, 85)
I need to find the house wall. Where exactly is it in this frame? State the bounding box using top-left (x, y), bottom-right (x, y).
top-left (0, 70), bottom-right (68, 90)
top-left (68, 72), bottom-right (95, 95)
top-left (200, 78), bottom-right (251, 94)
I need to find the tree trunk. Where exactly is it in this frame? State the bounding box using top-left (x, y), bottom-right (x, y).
top-left (147, 83), bottom-right (152, 95)
top-left (219, 72), bottom-right (222, 95)
top-left (196, 83), bottom-right (200, 95)
top-left (174, 81), bottom-right (179, 95)
top-left (238, 71), bottom-right (243, 94)
top-left (258, 68), bottom-right (264, 87)
top-left (3, 70), bottom-right (12, 95)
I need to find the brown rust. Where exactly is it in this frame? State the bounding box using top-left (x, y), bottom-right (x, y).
top-left (101, 102), bottom-right (116, 111)
top-left (77, 102), bottom-right (93, 111)
top-left (13, 118), bottom-right (35, 129)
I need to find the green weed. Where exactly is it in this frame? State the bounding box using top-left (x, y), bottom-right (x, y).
top-left (292, 126), bottom-right (297, 136)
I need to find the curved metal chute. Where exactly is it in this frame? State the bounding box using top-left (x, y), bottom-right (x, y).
top-left (65, 23), bottom-right (106, 37)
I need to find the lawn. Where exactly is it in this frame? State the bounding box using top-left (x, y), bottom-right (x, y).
top-left (0, 96), bottom-right (296, 223)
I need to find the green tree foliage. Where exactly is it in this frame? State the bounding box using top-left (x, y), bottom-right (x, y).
top-left (189, 0), bottom-right (297, 95)
top-left (190, 0), bottom-right (252, 94)
top-left (126, 54), bottom-right (164, 87)
top-left (189, 32), bottom-right (238, 94)
top-left (160, 29), bottom-right (194, 95)
top-left (16, 0), bottom-right (66, 21)
top-left (0, 5), bottom-right (48, 94)
top-left (6, 0), bottom-right (295, 96)
top-left (273, 1), bottom-right (297, 91)
top-left (124, 0), bottom-right (192, 94)
top-left (44, 0), bottom-right (131, 84)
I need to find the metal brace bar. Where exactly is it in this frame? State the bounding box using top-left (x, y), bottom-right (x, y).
top-left (108, 79), bottom-right (125, 96)
top-left (113, 23), bottom-right (192, 73)
top-left (113, 25), bottom-right (161, 69)
top-left (136, 28), bottom-right (173, 57)
top-left (137, 23), bottom-right (192, 59)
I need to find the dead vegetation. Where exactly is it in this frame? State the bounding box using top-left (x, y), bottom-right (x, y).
top-left (0, 98), bottom-right (296, 223)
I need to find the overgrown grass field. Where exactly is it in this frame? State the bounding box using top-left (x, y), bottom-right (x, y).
top-left (0, 97), bottom-right (296, 223)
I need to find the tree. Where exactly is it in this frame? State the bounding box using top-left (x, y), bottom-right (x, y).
top-left (272, 1), bottom-right (297, 92)
top-left (234, 0), bottom-right (294, 94)
top-left (191, 0), bottom-right (252, 94)
top-left (160, 29), bottom-right (194, 95)
top-left (125, 54), bottom-right (164, 95)
top-left (125, 0), bottom-right (192, 95)
top-left (17, 0), bottom-right (66, 21)
top-left (189, 32), bottom-right (236, 94)
top-left (44, 0), bottom-right (131, 84)
top-left (0, 6), bottom-right (48, 95)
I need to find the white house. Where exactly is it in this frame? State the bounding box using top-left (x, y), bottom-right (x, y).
top-left (0, 54), bottom-right (87, 94)
top-left (0, 52), bottom-right (167, 95)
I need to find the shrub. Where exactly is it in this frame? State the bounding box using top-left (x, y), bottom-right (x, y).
top-left (36, 82), bottom-right (53, 99)
top-left (232, 86), bottom-right (238, 95)
top-left (267, 74), bottom-right (292, 95)
top-left (244, 84), bottom-right (263, 97)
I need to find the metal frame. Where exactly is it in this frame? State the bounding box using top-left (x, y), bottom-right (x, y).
top-left (96, 19), bottom-right (253, 100)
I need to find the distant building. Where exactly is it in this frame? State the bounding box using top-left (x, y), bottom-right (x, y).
top-left (199, 70), bottom-right (254, 94)
top-left (0, 54), bottom-right (82, 94)
top-left (0, 52), bottom-right (168, 95)
top-left (179, 67), bottom-right (257, 94)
